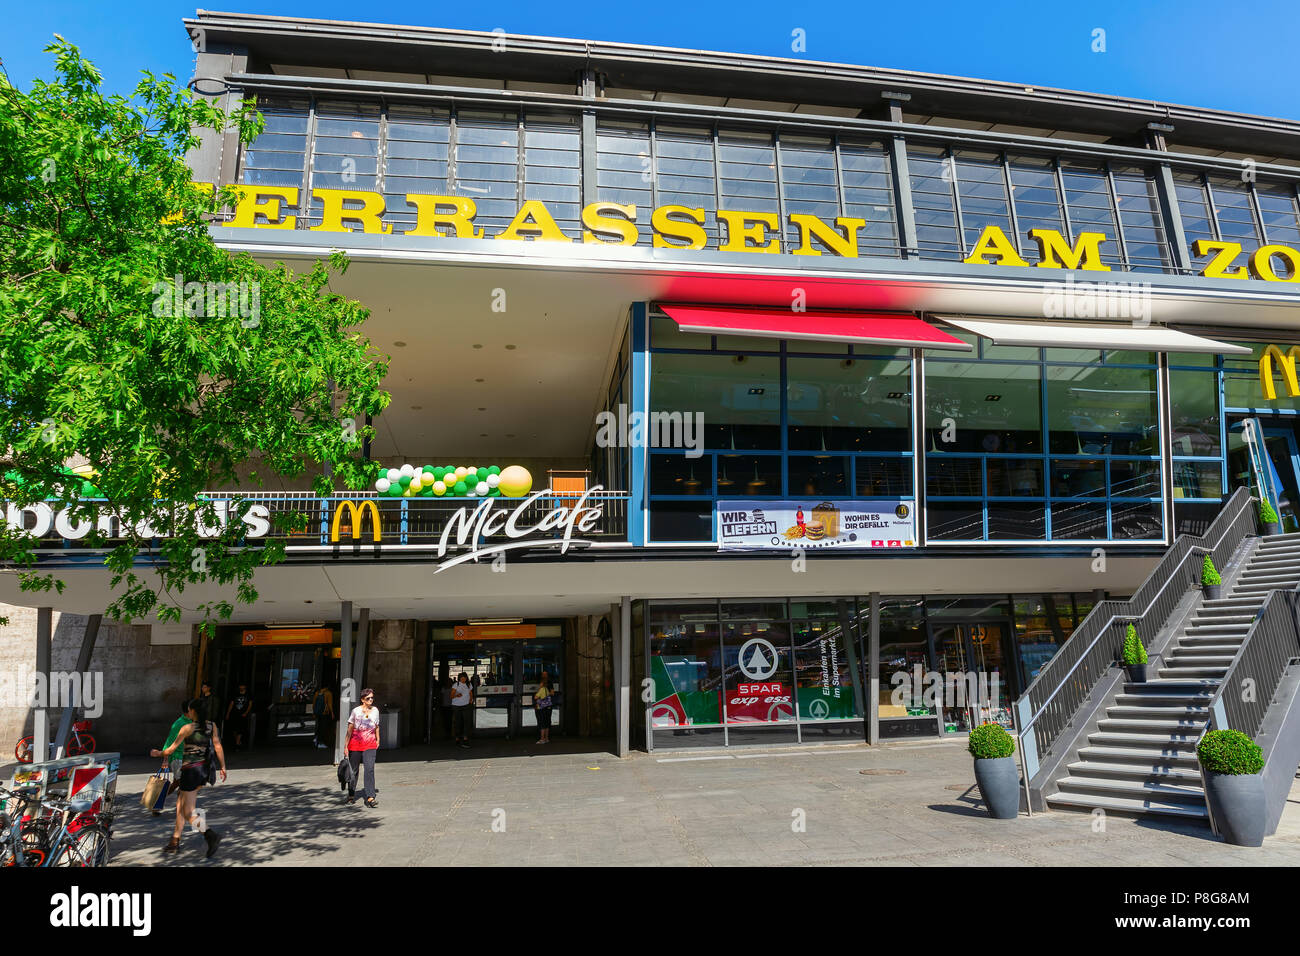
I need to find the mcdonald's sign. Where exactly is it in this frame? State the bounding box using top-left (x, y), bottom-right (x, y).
top-left (1260, 345), bottom-right (1300, 400)
top-left (331, 500), bottom-right (381, 542)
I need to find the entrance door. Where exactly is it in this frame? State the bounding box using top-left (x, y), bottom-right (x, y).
top-left (428, 638), bottom-right (565, 741)
top-left (926, 622), bottom-right (1014, 733)
top-left (518, 640), bottom-right (563, 737)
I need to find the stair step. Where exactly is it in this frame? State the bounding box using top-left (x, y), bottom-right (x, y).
top-left (1185, 619), bottom-right (1252, 630)
top-left (1067, 760), bottom-right (1205, 782)
top-left (1187, 614), bottom-right (1255, 625)
top-left (1088, 731), bottom-right (1199, 750)
top-left (1158, 667), bottom-right (1228, 678)
top-left (1098, 718), bottom-right (1208, 732)
top-left (1168, 647), bottom-right (1241, 658)
top-left (1045, 791), bottom-right (1209, 820)
top-left (1055, 775), bottom-right (1206, 802)
top-left (1076, 746), bottom-right (1199, 767)
top-left (1107, 705), bottom-right (1210, 718)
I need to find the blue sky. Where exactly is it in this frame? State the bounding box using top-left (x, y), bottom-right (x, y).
top-left (3, 0), bottom-right (1298, 120)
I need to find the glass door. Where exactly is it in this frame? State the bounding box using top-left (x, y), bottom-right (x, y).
top-left (1262, 426), bottom-right (1300, 532)
top-left (519, 640), bottom-right (564, 736)
top-left (928, 624), bottom-right (973, 733)
top-left (926, 622), bottom-right (1013, 733)
top-left (475, 644), bottom-right (515, 736)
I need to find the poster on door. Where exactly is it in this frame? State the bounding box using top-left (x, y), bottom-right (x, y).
top-left (717, 499), bottom-right (915, 551)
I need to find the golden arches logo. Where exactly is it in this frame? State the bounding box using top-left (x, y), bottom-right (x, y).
top-left (331, 500), bottom-right (381, 543)
top-left (1259, 345), bottom-right (1300, 401)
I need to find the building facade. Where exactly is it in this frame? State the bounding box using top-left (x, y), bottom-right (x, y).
top-left (6, 12), bottom-right (1300, 756)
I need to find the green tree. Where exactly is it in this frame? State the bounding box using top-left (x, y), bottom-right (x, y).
top-left (0, 40), bottom-right (388, 630)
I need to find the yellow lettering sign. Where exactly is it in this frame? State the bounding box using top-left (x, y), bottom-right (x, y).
top-left (789, 214), bottom-right (865, 257)
top-left (331, 500), bottom-right (381, 543)
top-left (1030, 229), bottom-right (1111, 271)
top-left (223, 185), bottom-right (298, 230)
top-left (962, 225), bottom-right (1029, 267)
top-left (651, 205), bottom-right (707, 249)
top-left (716, 211), bottom-right (780, 254)
top-left (1249, 245), bottom-right (1300, 282)
top-left (496, 200), bottom-right (572, 242)
top-left (581, 202), bottom-right (638, 245)
top-left (1260, 345), bottom-right (1300, 401)
top-left (1192, 239), bottom-right (1248, 279)
top-left (404, 194), bottom-right (481, 238)
top-left (310, 188), bottom-right (391, 234)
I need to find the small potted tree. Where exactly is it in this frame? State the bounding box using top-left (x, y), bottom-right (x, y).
top-left (968, 722), bottom-right (1018, 819)
top-left (1260, 498), bottom-right (1280, 536)
top-left (1198, 729), bottom-right (1266, 847)
top-left (1121, 623), bottom-right (1148, 683)
top-left (1201, 554), bottom-right (1222, 601)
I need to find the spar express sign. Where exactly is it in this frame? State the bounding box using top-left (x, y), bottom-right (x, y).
top-left (222, 186), bottom-right (1300, 281)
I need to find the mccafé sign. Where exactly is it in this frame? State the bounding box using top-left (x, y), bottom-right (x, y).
top-left (222, 185), bottom-right (1300, 281)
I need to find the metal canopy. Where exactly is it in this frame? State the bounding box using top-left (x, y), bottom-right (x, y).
top-left (935, 316), bottom-right (1252, 354)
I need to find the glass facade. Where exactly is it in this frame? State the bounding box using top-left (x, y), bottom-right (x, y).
top-left (235, 96), bottom-right (1298, 277)
top-left (645, 592), bottom-right (1104, 748)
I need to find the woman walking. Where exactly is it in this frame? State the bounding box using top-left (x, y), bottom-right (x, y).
top-left (534, 671), bottom-right (554, 745)
top-left (345, 688), bottom-right (380, 808)
top-left (151, 698), bottom-right (226, 858)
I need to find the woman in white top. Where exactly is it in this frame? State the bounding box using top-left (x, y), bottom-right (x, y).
top-left (344, 688), bottom-right (381, 807)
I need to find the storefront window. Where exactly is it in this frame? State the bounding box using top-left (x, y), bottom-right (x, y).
top-left (793, 620), bottom-right (862, 721)
top-left (648, 609), bottom-right (722, 728)
top-left (722, 622), bottom-right (794, 724)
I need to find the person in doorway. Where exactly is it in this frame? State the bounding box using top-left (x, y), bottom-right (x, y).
top-left (313, 682), bottom-right (335, 749)
top-left (450, 672), bottom-right (472, 748)
top-left (534, 671), bottom-right (554, 745)
top-left (439, 677), bottom-right (454, 737)
top-left (152, 698), bottom-right (226, 858)
top-left (153, 701), bottom-right (192, 817)
top-left (345, 689), bottom-right (380, 807)
top-left (199, 681), bottom-right (220, 732)
top-left (226, 684), bottom-right (252, 752)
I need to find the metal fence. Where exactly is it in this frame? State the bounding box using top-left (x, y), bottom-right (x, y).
top-left (1205, 588), bottom-right (1300, 740)
top-left (1013, 486), bottom-right (1256, 781)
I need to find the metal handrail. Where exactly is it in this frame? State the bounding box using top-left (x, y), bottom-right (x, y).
top-left (1012, 487), bottom-right (1256, 808)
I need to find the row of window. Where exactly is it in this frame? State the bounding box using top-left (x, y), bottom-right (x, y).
top-left (238, 98), bottom-right (1300, 274)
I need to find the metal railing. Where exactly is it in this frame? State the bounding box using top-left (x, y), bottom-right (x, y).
top-left (1192, 585), bottom-right (1300, 835)
top-left (1012, 486), bottom-right (1256, 795)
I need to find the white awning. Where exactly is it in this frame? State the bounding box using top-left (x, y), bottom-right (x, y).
top-left (935, 316), bottom-right (1251, 354)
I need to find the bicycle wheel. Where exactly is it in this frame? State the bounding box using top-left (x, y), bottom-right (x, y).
top-left (14, 737), bottom-right (33, 764)
top-left (67, 734), bottom-right (96, 757)
top-left (51, 825), bottom-right (110, 867)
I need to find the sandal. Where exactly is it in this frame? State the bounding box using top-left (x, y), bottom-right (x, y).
top-left (163, 839), bottom-right (180, 854)
top-left (364, 797), bottom-right (377, 808)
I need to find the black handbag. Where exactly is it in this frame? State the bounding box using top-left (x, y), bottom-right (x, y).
top-left (337, 755), bottom-right (355, 791)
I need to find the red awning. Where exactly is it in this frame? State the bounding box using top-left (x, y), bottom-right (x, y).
top-left (657, 305), bottom-right (971, 350)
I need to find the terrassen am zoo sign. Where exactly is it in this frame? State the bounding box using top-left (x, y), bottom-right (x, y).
top-left (219, 186), bottom-right (1300, 281)
top-left (717, 500), bottom-right (916, 551)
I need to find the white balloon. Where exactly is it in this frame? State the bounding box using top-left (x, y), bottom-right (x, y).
top-left (475, 481), bottom-right (489, 496)
top-left (376, 478), bottom-right (391, 493)
top-left (400, 464), bottom-right (415, 478)
top-left (486, 474), bottom-right (500, 488)
top-left (386, 468), bottom-right (400, 482)
top-left (433, 481), bottom-right (446, 495)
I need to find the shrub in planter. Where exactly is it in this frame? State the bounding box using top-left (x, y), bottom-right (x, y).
top-left (1121, 623), bottom-right (1148, 683)
top-left (1201, 555), bottom-right (1222, 601)
top-left (1198, 729), bottom-right (1266, 847)
top-left (1260, 498), bottom-right (1280, 535)
top-left (968, 723), bottom-right (1018, 819)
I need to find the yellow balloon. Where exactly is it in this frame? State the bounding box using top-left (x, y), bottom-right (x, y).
top-left (455, 466), bottom-right (469, 480)
top-left (433, 481), bottom-right (446, 496)
top-left (498, 465), bottom-right (533, 498)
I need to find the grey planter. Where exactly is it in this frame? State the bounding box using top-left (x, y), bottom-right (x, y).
top-left (1124, 663), bottom-right (1148, 683)
top-left (1204, 772), bottom-right (1265, 847)
top-left (1203, 584), bottom-right (1221, 601)
top-left (973, 756), bottom-right (1019, 819)
top-left (1265, 521), bottom-right (1281, 536)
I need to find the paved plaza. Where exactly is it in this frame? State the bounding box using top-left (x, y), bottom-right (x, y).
top-left (75, 737), bottom-right (1300, 866)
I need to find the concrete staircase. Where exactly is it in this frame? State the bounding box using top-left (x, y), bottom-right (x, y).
top-left (1046, 531), bottom-right (1300, 820)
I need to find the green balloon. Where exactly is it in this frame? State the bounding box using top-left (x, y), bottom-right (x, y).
top-left (421, 483), bottom-right (434, 496)
top-left (489, 488), bottom-right (502, 497)
top-left (453, 481), bottom-right (468, 496)
top-left (476, 467), bottom-right (489, 481)
top-left (399, 474), bottom-right (412, 488)
top-left (422, 465), bottom-right (436, 475)
top-left (386, 484), bottom-right (403, 497)
top-left (435, 466), bottom-right (449, 481)
top-left (487, 465), bottom-right (500, 476)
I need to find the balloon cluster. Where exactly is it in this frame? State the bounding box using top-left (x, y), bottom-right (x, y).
top-left (2, 465), bottom-right (100, 498)
top-left (373, 464), bottom-right (533, 499)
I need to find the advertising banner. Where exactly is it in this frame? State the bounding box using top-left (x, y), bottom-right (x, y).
top-left (716, 499), bottom-right (916, 551)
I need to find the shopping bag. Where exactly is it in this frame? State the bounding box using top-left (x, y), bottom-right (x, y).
top-left (141, 771), bottom-right (168, 809)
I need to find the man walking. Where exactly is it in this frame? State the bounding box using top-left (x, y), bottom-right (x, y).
top-left (450, 672), bottom-right (472, 749)
top-left (313, 683), bottom-right (335, 749)
top-left (226, 683), bottom-right (253, 752)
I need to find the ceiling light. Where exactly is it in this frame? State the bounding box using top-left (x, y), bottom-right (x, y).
top-left (394, 341), bottom-right (407, 347)
top-left (468, 618), bottom-right (524, 625)
top-left (985, 394), bottom-right (1002, 402)
top-left (472, 344), bottom-right (483, 349)
top-left (505, 344), bottom-right (517, 350)
top-left (411, 405), bottom-right (423, 410)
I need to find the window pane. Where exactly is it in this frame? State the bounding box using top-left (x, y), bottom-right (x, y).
top-left (651, 353), bottom-right (781, 450)
top-left (1046, 365), bottom-right (1158, 455)
top-left (649, 619), bottom-right (722, 726)
top-left (793, 620), bottom-right (862, 720)
top-left (787, 357), bottom-right (912, 451)
top-left (723, 622), bottom-right (795, 724)
top-left (926, 361), bottom-right (1042, 454)
top-left (1170, 370), bottom-right (1222, 457)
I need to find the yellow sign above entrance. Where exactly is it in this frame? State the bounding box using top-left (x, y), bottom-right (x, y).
top-left (1260, 344), bottom-right (1300, 400)
top-left (216, 186), bottom-right (1300, 282)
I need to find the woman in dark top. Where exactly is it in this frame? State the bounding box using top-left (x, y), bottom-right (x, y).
top-left (152, 698), bottom-right (227, 858)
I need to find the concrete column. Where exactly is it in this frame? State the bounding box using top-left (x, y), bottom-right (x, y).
top-left (334, 601), bottom-right (353, 765)
top-left (54, 614), bottom-right (101, 757)
top-left (869, 592), bottom-right (881, 745)
top-left (615, 596), bottom-right (631, 757)
top-left (353, 607), bottom-right (370, 689)
top-left (33, 607), bottom-right (52, 763)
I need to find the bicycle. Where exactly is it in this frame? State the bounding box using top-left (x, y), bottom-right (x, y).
top-left (14, 718), bottom-right (96, 764)
top-left (0, 786), bottom-right (111, 867)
